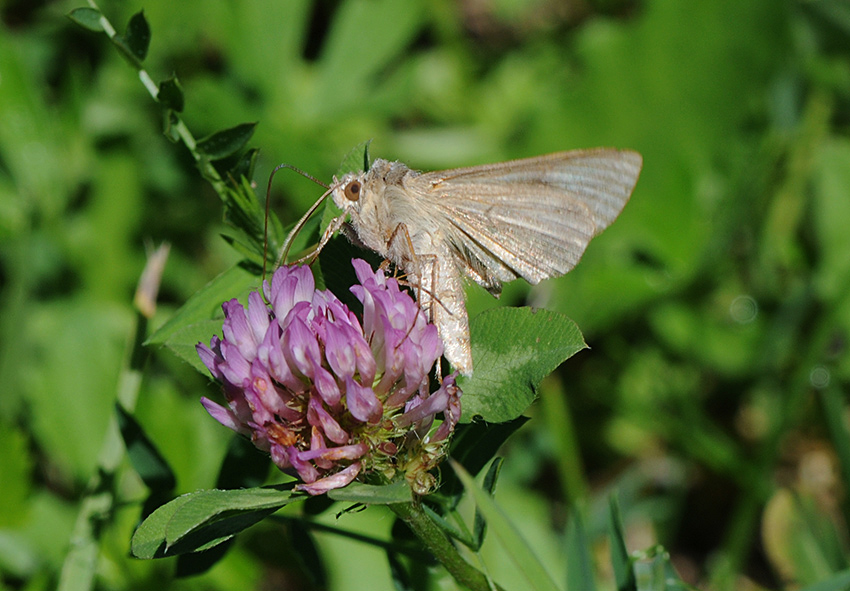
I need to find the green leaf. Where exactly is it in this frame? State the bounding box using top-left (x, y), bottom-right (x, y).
top-left (451, 460), bottom-right (560, 591)
top-left (123, 10), bottom-right (151, 61)
top-left (229, 147), bottom-right (259, 185)
top-left (146, 264), bottom-right (259, 371)
top-left (115, 404), bottom-right (176, 492)
top-left (0, 425), bottom-right (32, 527)
top-left (799, 569), bottom-right (850, 591)
top-left (608, 495), bottom-right (636, 591)
top-left (336, 140), bottom-right (372, 175)
top-left (162, 319), bottom-right (231, 373)
top-left (196, 122), bottom-right (257, 161)
top-left (471, 457), bottom-right (503, 550)
top-left (288, 520), bottom-right (328, 588)
top-left (441, 417), bottom-right (528, 502)
top-left (813, 139), bottom-right (850, 302)
top-left (319, 186), bottom-right (345, 239)
top-left (164, 487), bottom-right (296, 546)
top-left (268, 206), bottom-right (320, 270)
top-left (566, 507), bottom-right (595, 591)
top-left (220, 178), bottom-right (269, 262)
top-left (132, 494), bottom-right (193, 559)
top-left (328, 481), bottom-right (412, 505)
top-left (386, 550), bottom-right (415, 591)
top-left (220, 235), bottom-right (265, 268)
top-left (458, 308), bottom-right (587, 423)
top-left (421, 504), bottom-right (473, 547)
top-left (132, 487), bottom-right (299, 559)
top-left (67, 7), bottom-right (104, 32)
top-left (157, 75), bottom-right (184, 112)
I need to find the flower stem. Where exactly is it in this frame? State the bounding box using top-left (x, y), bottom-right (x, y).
top-left (390, 501), bottom-right (502, 591)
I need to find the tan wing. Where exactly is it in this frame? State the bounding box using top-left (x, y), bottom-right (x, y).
top-left (413, 149), bottom-right (642, 292)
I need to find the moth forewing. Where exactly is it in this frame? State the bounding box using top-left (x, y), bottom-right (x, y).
top-left (326, 149), bottom-right (642, 376)
top-left (404, 240), bottom-right (473, 375)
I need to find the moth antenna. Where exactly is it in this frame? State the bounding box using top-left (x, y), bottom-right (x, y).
top-left (264, 164), bottom-right (331, 280)
top-left (276, 182), bottom-right (345, 268)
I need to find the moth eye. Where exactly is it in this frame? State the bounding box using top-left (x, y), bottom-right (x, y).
top-left (343, 180), bottom-right (361, 202)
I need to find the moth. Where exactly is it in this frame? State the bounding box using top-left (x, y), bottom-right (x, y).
top-left (281, 148), bottom-right (642, 376)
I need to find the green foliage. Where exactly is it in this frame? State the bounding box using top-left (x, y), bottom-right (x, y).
top-left (122, 11), bottom-right (151, 62)
top-left (196, 123), bottom-right (257, 161)
top-left (116, 403), bottom-right (176, 492)
top-left (459, 307), bottom-right (587, 422)
top-left (4, 0), bottom-right (850, 589)
top-left (66, 7), bottom-right (104, 32)
top-left (131, 486), bottom-right (298, 558)
top-left (452, 459), bottom-right (561, 591)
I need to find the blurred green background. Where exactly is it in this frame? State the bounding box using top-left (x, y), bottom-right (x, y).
top-left (3, 0), bottom-right (850, 589)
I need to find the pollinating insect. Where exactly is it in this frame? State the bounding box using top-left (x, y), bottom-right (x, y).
top-left (279, 148), bottom-right (643, 375)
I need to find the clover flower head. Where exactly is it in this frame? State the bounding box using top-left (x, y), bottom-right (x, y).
top-left (197, 259), bottom-right (461, 495)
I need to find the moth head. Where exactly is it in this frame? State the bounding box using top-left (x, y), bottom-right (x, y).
top-left (331, 172), bottom-right (366, 213)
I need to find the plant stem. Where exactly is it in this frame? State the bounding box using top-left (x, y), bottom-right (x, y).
top-left (85, 0), bottom-right (228, 199)
top-left (390, 501), bottom-right (503, 591)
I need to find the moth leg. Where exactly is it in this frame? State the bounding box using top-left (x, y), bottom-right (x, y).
top-left (385, 223), bottom-right (449, 316)
top-left (377, 259), bottom-right (398, 279)
top-left (386, 223), bottom-right (470, 376)
top-left (291, 214), bottom-right (347, 266)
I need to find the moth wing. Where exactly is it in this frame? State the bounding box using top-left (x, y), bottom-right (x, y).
top-left (414, 149), bottom-right (642, 290)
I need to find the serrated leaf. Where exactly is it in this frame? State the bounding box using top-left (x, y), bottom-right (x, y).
top-left (157, 75), bottom-right (184, 112)
top-left (67, 7), bottom-right (104, 32)
top-left (328, 481), bottom-right (412, 505)
top-left (458, 308), bottom-right (587, 423)
top-left (116, 404), bottom-right (176, 492)
top-left (451, 460), bottom-right (560, 591)
top-left (197, 123), bottom-right (257, 161)
top-left (123, 10), bottom-right (150, 61)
